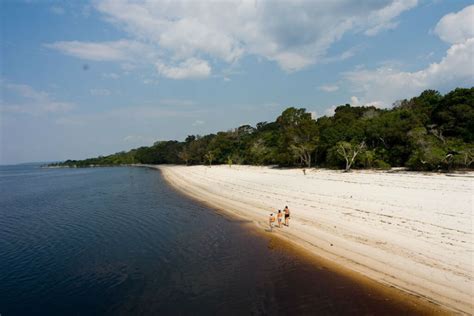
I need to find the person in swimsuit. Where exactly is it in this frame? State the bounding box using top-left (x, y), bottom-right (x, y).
top-left (269, 213), bottom-right (276, 231)
top-left (284, 206), bottom-right (290, 227)
top-left (277, 210), bottom-right (283, 228)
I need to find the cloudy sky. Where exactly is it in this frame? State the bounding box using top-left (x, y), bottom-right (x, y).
top-left (1, 0), bottom-right (473, 164)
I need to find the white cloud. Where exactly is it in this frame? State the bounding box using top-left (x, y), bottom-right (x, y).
top-left (90, 88), bottom-right (111, 96)
top-left (95, 0), bottom-right (417, 72)
top-left (364, 0), bottom-right (417, 36)
top-left (1, 83), bottom-right (75, 115)
top-left (156, 58), bottom-right (211, 79)
top-left (344, 5), bottom-right (474, 107)
top-left (46, 0), bottom-right (418, 77)
top-left (434, 5), bottom-right (474, 44)
top-left (325, 105), bottom-right (338, 116)
top-left (365, 21), bottom-right (399, 37)
top-left (350, 96), bottom-right (360, 106)
top-left (319, 84), bottom-right (339, 92)
top-left (45, 40), bottom-right (150, 62)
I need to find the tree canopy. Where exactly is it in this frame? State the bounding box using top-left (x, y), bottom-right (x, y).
top-left (50, 87), bottom-right (474, 171)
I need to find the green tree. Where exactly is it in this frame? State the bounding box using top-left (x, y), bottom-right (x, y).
top-left (432, 88), bottom-right (474, 142)
top-left (276, 107), bottom-right (318, 167)
top-left (406, 127), bottom-right (446, 170)
top-left (50, 87), bottom-right (474, 172)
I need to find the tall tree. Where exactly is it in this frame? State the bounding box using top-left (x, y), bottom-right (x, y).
top-left (277, 107), bottom-right (319, 167)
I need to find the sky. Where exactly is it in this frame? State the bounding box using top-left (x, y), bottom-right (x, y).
top-left (1, 0), bottom-right (473, 164)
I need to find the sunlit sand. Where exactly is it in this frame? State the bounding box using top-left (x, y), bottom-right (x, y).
top-left (157, 165), bottom-right (473, 314)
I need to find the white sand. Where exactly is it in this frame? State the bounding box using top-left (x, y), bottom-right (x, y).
top-left (156, 165), bottom-right (473, 314)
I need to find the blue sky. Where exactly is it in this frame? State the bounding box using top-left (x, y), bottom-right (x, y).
top-left (1, 0), bottom-right (473, 164)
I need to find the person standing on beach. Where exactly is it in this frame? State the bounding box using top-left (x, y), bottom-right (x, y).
top-left (269, 213), bottom-right (276, 231)
top-left (284, 206), bottom-right (290, 227)
top-left (277, 210), bottom-right (283, 228)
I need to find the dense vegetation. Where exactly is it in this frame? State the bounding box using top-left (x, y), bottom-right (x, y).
top-left (51, 88), bottom-right (473, 171)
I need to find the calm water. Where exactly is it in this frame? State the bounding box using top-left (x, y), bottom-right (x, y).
top-left (0, 165), bottom-right (436, 315)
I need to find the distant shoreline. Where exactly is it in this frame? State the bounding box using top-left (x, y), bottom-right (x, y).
top-left (41, 164), bottom-right (134, 169)
top-left (45, 162), bottom-right (474, 176)
top-left (148, 164), bottom-right (473, 315)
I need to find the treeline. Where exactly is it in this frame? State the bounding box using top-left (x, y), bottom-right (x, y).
top-left (51, 87), bottom-right (474, 171)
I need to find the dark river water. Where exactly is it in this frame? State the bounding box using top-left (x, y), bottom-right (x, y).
top-left (0, 165), bottom-right (442, 315)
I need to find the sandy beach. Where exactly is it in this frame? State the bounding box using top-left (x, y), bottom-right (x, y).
top-left (155, 165), bottom-right (473, 314)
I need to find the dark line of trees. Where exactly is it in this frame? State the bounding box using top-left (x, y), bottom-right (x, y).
top-left (50, 87), bottom-right (474, 171)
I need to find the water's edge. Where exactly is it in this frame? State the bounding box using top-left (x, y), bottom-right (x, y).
top-left (146, 165), bottom-right (455, 315)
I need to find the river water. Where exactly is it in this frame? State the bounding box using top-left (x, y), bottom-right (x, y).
top-left (0, 165), bottom-right (439, 315)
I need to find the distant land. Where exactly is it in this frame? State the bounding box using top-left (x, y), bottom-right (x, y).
top-left (50, 87), bottom-right (473, 172)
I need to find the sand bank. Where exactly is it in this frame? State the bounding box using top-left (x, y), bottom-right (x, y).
top-left (154, 165), bottom-right (473, 314)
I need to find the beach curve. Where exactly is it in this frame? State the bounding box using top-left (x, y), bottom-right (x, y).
top-left (152, 165), bottom-right (473, 314)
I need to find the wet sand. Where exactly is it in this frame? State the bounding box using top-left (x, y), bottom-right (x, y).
top-left (248, 222), bottom-right (450, 315)
top-left (150, 164), bottom-right (473, 315)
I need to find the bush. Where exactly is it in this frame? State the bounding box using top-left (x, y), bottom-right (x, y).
top-left (406, 147), bottom-right (446, 171)
top-left (326, 145), bottom-right (345, 169)
top-left (373, 159), bottom-right (391, 170)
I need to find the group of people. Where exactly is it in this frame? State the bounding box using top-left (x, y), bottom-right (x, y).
top-left (268, 206), bottom-right (290, 231)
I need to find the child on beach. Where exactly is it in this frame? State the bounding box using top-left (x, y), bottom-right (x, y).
top-left (269, 213), bottom-right (276, 231)
top-left (277, 210), bottom-right (283, 228)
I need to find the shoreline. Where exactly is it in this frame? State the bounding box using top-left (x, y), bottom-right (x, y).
top-left (146, 164), bottom-right (473, 315)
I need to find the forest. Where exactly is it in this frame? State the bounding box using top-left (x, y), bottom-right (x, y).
top-left (50, 87), bottom-right (474, 171)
